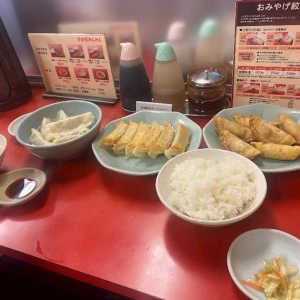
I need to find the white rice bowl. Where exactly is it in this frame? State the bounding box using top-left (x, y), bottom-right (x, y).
top-left (156, 149), bottom-right (267, 227)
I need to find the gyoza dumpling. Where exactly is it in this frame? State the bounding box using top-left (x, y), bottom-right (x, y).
top-left (251, 142), bottom-right (300, 160)
top-left (40, 117), bottom-right (52, 139)
top-left (52, 133), bottom-right (81, 144)
top-left (29, 128), bottom-right (51, 146)
top-left (112, 120), bottom-right (139, 154)
top-left (164, 123), bottom-right (190, 159)
top-left (42, 112), bottom-right (94, 142)
top-left (125, 122), bottom-right (150, 156)
top-left (132, 121), bottom-right (162, 158)
top-left (276, 114), bottom-right (300, 145)
top-left (148, 121), bottom-right (175, 159)
top-left (249, 115), bottom-right (296, 145)
top-left (219, 130), bottom-right (261, 160)
top-left (99, 119), bottom-right (128, 150)
top-left (213, 116), bottom-right (255, 142)
top-left (56, 110), bottom-right (69, 121)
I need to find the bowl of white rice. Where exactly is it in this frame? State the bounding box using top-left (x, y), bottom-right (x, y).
top-left (155, 149), bottom-right (267, 227)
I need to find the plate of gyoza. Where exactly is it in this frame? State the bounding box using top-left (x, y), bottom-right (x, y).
top-left (203, 103), bottom-right (300, 173)
top-left (92, 111), bottom-right (202, 175)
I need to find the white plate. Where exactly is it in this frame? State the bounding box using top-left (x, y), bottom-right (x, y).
top-left (227, 229), bottom-right (300, 300)
top-left (203, 103), bottom-right (300, 173)
top-left (8, 113), bottom-right (30, 137)
top-left (91, 111), bottom-right (202, 176)
top-left (0, 168), bottom-right (46, 206)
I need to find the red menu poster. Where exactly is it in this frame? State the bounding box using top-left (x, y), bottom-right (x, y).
top-left (233, 0), bottom-right (300, 108)
top-left (28, 33), bottom-right (118, 102)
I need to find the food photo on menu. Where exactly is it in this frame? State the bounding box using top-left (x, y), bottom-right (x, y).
top-left (246, 32), bottom-right (265, 45)
top-left (87, 44), bottom-right (105, 59)
top-left (294, 85), bottom-right (300, 96)
top-left (92, 68), bottom-right (109, 81)
top-left (242, 83), bottom-right (260, 94)
top-left (55, 66), bottom-right (70, 78)
top-left (273, 32), bottom-right (295, 45)
top-left (48, 43), bottom-right (65, 57)
top-left (67, 44), bottom-right (85, 58)
top-left (268, 84), bottom-right (286, 95)
top-left (73, 67), bottom-right (90, 79)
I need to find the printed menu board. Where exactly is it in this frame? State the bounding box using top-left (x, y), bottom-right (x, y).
top-left (28, 33), bottom-right (118, 102)
top-left (233, 0), bottom-right (300, 108)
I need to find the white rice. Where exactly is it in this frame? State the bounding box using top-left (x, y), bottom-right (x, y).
top-left (169, 157), bottom-right (256, 221)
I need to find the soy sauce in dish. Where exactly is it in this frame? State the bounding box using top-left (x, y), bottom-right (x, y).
top-left (5, 178), bottom-right (36, 199)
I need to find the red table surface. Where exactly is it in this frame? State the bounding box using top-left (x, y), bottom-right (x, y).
top-left (0, 88), bottom-right (300, 300)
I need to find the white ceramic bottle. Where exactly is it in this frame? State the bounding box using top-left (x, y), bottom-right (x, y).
top-left (152, 42), bottom-right (186, 112)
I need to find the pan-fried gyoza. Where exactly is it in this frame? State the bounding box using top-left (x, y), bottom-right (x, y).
top-left (99, 119), bottom-right (191, 159)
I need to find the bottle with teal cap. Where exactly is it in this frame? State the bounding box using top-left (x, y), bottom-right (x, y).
top-left (152, 42), bottom-right (186, 112)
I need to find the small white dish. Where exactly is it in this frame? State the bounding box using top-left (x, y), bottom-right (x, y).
top-left (227, 229), bottom-right (300, 300)
top-left (155, 149), bottom-right (267, 227)
top-left (0, 134), bottom-right (7, 166)
top-left (0, 168), bottom-right (46, 206)
top-left (8, 113), bottom-right (30, 137)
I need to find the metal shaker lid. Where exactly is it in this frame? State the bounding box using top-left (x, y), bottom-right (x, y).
top-left (187, 67), bottom-right (227, 89)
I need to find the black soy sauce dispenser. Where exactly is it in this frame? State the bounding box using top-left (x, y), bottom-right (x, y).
top-left (119, 42), bottom-right (152, 111)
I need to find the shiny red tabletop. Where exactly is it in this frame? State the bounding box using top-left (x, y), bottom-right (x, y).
top-left (0, 88), bottom-right (299, 300)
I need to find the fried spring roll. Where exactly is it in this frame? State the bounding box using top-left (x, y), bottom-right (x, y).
top-left (219, 130), bottom-right (261, 160)
top-left (276, 114), bottom-right (300, 145)
top-left (99, 119), bottom-right (128, 150)
top-left (164, 123), bottom-right (190, 159)
top-left (132, 121), bottom-right (162, 158)
top-left (125, 122), bottom-right (151, 156)
top-left (112, 120), bottom-right (139, 154)
top-left (213, 116), bottom-right (255, 142)
top-left (250, 142), bottom-right (300, 160)
top-left (249, 115), bottom-right (296, 145)
top-left (148, 121), bottom-right (175, 159)
top-left (232, 114), bottom-right (279, 128)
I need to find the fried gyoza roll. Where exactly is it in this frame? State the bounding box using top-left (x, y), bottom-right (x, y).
top-left (99, 119), bottom-right (128, 150)
top-left (125, 122), bottom-right (151, 156)
top-left (132, 121), bottom-right (162, 158)
top-left (148, 121), bottom-right (175, 159)
top-left (112, 120), bottom-right (139, 154)
top-left (219, 130), bottom-right (261, 160)
top-left (250, 142), bottom-right (300, 160)
top-left (232, 114), bottom-right (279, 128)
top-left (213, 116), bottom-right (255, 142)
top-left (276, 114), bottom-right (300, 145)
top-left (164, 123), bottom-right (190, 159)
top-left (249, 115), bottom-right (296, 145)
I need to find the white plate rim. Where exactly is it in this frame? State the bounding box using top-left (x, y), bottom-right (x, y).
top-left (227, 228), bottom-right (300, 300)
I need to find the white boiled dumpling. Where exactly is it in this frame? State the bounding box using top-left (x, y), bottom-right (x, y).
top-left (52, 133), bottom-right (82, 144)
top-left (29, 128), bottom-right (51, 146)
top-left (56, 110), bottom-right (69, 121)
top-left (41, 112), bottom-right (94, 142)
